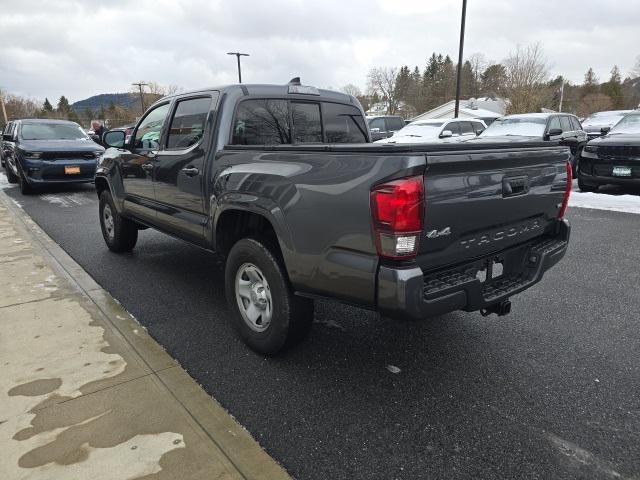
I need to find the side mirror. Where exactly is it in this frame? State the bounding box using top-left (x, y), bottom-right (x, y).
top-left (90, 134), bottom-right (100, 143)
top-left (546, 128), bottom-right (562, 139)
top-left (440, 130), bottom-right (453, 138)
top-left (475, 129), bottom-right (485, 135)
top-left (103, 130), bottom-right (126, 148)
top-left (2, 134), bottom-right (12, 141)
top-left (600, 126), bottom-right (611, 135)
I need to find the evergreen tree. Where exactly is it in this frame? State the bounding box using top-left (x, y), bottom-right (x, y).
top-left (582, 68), bottom-right (599, 96)
top-left (43, 98), bottom-right (53, 112)
top-left (601, 66), bottom-right (624, 109)
top-left (57, 96), bottom-right (71, 117)
top-left (481, 64), bottom-right (507, 96)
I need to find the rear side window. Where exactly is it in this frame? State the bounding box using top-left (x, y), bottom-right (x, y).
top-left (292, 102), bottom-right (322, 143)
top-left (166, 97), bottom-right (212, 149)
top-left (560, 116), bottom-right (572, 132)
top-left (387, 117), bottom-right (405, 131)
top-left (459, 121), bottom-right (475, 134)
top-left (232, 99), bottom-right (291, 145)
top-left (324, 103), bottom-right (367, 143)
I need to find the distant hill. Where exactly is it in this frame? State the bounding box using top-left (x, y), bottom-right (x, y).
top-left (72, 93), bottom-right (138, 112)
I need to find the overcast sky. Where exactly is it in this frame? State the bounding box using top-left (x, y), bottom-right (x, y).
top-left (1, 0), bottom-right (639, 103)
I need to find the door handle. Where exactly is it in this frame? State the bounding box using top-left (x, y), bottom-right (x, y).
top-left (141, 163), bottom-right (154, 171)
top-left (181, 166), bottom-right (200, 177)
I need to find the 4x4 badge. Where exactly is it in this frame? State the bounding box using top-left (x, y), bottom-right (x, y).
top-left (426, 227), bottom-right (451, 239)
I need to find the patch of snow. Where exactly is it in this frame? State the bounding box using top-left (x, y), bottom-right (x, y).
top-left (0, 172), bottom-right (10, 190)
top-left (569, 191), bottom-right (640, 215)
top-left (386, 365), bottom-right (401, 374)
top-left (40, 193), bottom-right (92, 208)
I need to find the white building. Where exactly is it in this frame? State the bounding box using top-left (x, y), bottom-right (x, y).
top-left (411, 96), bottom-right (508, 124)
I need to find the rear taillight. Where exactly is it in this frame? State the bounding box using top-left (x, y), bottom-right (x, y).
top-left (557, 160), bottom-right (572, 219)
top-left (370, 175), bottom-right (424, 259)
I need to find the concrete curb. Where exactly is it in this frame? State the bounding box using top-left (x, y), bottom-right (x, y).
top-left (0, 189), bottom-right (291, 480)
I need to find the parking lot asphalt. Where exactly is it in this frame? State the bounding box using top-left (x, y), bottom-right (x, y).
top-left (3, 178), bottom-right (640, 480)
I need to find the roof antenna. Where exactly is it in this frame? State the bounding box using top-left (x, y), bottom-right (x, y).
top-left (288, 77), bottom-right (301, 86)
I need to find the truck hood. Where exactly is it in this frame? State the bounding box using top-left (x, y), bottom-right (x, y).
top-left (18, 139), bottom-right (104, 153)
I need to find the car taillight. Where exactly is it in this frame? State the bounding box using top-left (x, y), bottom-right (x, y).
top-left (558, 160), bottom-right (572, 219)
top-left (370, 175), bottom-right (424, 259)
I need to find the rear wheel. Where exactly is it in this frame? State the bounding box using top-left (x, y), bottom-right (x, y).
top-left (225, 238), bottom-right (314, 355)
top-left (99, 190), bottom-right (138, 252)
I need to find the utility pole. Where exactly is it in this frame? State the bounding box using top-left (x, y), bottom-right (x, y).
top-left (454, 0), bottom-right (468, 118)
top-left (558, 79), bottom-right (565, 112)
top-left (131, 82), bottom-right (148, 114)
top-left (227, 52), bottom-right (250, 83)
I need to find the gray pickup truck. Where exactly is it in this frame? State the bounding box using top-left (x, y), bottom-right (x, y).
top-left (96, 80), bottom-right (571, 354)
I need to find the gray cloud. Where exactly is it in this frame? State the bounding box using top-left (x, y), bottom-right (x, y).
top-left (1, 0), bottom-right (638, 102)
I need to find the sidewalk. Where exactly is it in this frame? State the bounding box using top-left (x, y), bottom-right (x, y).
top-left (0, 189), bottom-right (290, 480)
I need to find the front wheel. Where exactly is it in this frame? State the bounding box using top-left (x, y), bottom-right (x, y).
top-left (99, 190), bottom-right (138, 252)
top-left (578, 177), bottom-right (598, 193)
top-left (225, 238), bottom-right (314, 355)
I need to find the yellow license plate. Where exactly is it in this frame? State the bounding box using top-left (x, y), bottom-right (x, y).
top-left (64, 166), bottom-right (81, 175)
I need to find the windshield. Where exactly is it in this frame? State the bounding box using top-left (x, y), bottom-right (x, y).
top-left (608, 114), bottom-right (640, 135)
top-left (480, 117), bottom-right (546, 137)
top-left (392, 122), bottom-right (443, 138)
top-left (20, 123), bottom-right (88, 141)
top-left (582, 112), bottom-right (627, 128)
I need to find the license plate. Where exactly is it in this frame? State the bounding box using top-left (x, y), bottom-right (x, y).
top-left (612, 166), bottom-right (631, 177)
top-left (64, 166), bottom-right (81, 175)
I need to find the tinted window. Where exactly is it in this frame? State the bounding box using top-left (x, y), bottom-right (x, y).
top-left (459, 121), bottom-right (475, 134)
top-left (387, 117), bottom-right (405, 131)
top-left (134, 103), bottom-right (170, 150)
top-left (472, 122), bottom-right (485, 134)
top-left (369, 118), bottom-right (385, 131)
top-left (325, 103), bottom-right (367, 143)
top-left (292, 102), bottom-right (322, 143)
top-left (166, 97), bottom-right (211, 149)
top-left (570, 116), bottom-right (582, 131)
top-left (560, 116), bottom-right (572, 132)
top-left (446, 122), bottom-right (461, 135)
top-left (232, 99), bottom-right (290, 145)
top-left (547, 116), bottom-right (561, 132)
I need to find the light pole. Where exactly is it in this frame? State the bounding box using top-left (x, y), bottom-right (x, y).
top-left (227, 52), bottom-right (249, 83)
top-left (131, 82), bottom-right (148, 114)
top-left (454, 0), bottom-right (467, 118)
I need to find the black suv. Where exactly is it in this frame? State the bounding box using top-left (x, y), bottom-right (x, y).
top-left (367, 115), bottom-right (405, 141)
top-left (478, 113), bottom-right (588, 176)
top-left (578, 112), bottom-right (640, 191)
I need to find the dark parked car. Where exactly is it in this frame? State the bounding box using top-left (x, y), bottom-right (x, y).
top-left (577, 112), bottom-right (640, 191)
top-left (1, 120), bottom-right (16, 168)
top-left (367, 115), bottom-right (405, 141)
top-left (478, 112), bottom-right (588, 176)
top-left (581, 110), bottom-right (634, 140)
top-left (96, 81), bottom-right (571, 355)
top-left (3, 119), bottom-right (104, 194)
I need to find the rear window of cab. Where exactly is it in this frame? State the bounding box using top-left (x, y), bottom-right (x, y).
top-left (231, 99), bottom-right (368, 145)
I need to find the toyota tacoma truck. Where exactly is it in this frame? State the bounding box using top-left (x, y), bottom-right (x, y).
top-left (95, 80), bottom-right (572, 355)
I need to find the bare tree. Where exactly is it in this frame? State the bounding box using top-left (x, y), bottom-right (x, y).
top-left (503, 43), bottom-right (549, 114)
top-left (341, 84), bottom-right (362, 97)
top-left (367, 67), bottom-right (399, 115)
top-left (577, 93), bottom-right (613, 118)
top-left (467, 52), bottom-right (488, 96)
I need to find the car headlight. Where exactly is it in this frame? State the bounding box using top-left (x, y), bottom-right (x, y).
top-left (93, 151), bottom-right (103, 158)
top-left (23, 151), bottom-right (42, 159)
top-left (584, 145), bottom-right (598, 153)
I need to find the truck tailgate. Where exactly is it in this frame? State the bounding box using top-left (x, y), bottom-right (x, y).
top-left (417, 146), bottom-right (570, 271)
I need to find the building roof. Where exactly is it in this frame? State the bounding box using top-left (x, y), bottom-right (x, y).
top-left (412, 96), bottom-right (507, 121)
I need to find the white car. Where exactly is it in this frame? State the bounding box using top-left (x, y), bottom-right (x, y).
top-left (374, 118), bottom-right (487, 143)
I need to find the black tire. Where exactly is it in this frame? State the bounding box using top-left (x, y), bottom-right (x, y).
top-left (225, 237), bottom-right (314, 355)
top-left (572, 147), bottom-right (583, 179)
top-left (578, 177), bottom-right (598, 193)
top-left (5, 162), bottom-right (19, 184)
top-left (99, 190), bottom-right (138, 252)
top-left (18, 165), bottom-right (33, 195)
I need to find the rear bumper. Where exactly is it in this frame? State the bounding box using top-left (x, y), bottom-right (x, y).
top-left (21, 158), bottom-right (97, 184)
top-left (377, 220), bottom-right (570, 319)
